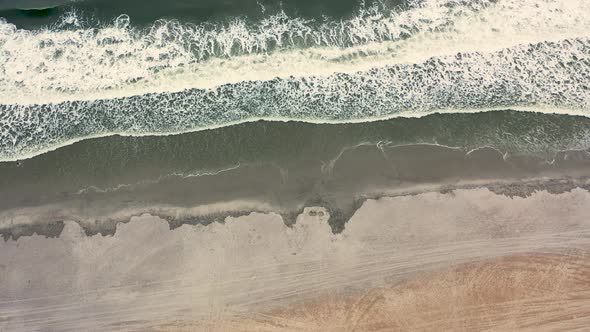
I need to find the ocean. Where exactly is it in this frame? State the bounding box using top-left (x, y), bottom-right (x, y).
top-left (1, 0), bottom-right (590, 330)
top-left (1, 0), bottom-right (588, 162)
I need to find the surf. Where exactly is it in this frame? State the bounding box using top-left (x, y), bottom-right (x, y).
top-left (0, 0), bottom-right (588, 104)
top-left (0, 0), bottom-right (589, 162)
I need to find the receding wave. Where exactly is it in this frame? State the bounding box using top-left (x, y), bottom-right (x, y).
top-left (3, 109), bottom-right (590, 181)
top-left (0, 0), bottom-right (589, 161)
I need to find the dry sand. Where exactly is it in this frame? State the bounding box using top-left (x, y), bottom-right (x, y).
top-left (194, 252), bottom-right (590, 332)
top-left (2, 187), bottom-right (590, 331)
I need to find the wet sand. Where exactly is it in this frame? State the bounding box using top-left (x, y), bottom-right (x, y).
top-left (2, 139), bottom-right (590, 240)
top-left (2, 113), bottom-right (590, 330)
top-left (2, 187), bottom-right (590, 331)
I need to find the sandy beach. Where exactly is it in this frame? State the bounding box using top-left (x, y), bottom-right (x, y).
top-left (2, 184), bottom-right (590, 331)
top-left (1, 0), bottom-right (589, 329)
top-left (203, 252), bottom-right (590, 331)
top-left (2, 114), bottom-right (590, 331)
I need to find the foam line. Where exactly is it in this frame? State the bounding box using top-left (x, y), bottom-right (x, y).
top-left (0, 0), bottom-right (589, 161)
top-left (1, 37), bottom-right (589, 161)
top-left (0, 0), bottom-right (588, 104)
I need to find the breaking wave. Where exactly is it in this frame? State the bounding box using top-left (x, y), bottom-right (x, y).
top-left (0, 0), bottom-right (589, 160)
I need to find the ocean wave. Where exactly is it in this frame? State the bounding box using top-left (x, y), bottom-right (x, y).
top-left (1, 36), bottom-right (589, 161)
top-left (0, 0), bottom-right (588, 104)
top-left (0, 0), bottom-right (459, 102)
top-left (0, 0), bottom-right (589, 161)
top-left (3, 109), bottom-right (590, 240)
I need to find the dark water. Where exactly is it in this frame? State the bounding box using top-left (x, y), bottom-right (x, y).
top-left (0, 0), bottom-right (405, 28)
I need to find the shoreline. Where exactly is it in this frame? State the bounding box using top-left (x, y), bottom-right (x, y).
top-left (3, 184), bottom-right (590, 331)
top-left (2, 0), bottom-right (589, 330)
top-left (1, 107), bottom-right (589, 164)
top-left (3, 174), bottom-right (590, 241)
top-left (2, 127), bottom-right (590, 239)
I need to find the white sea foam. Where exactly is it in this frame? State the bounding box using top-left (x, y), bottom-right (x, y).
top-left (0, 0), bottom-right (589, 161)
top-left (0, 0), bottom-right (588, 104)
top-left (1, 35), bottom-right (588, 160)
